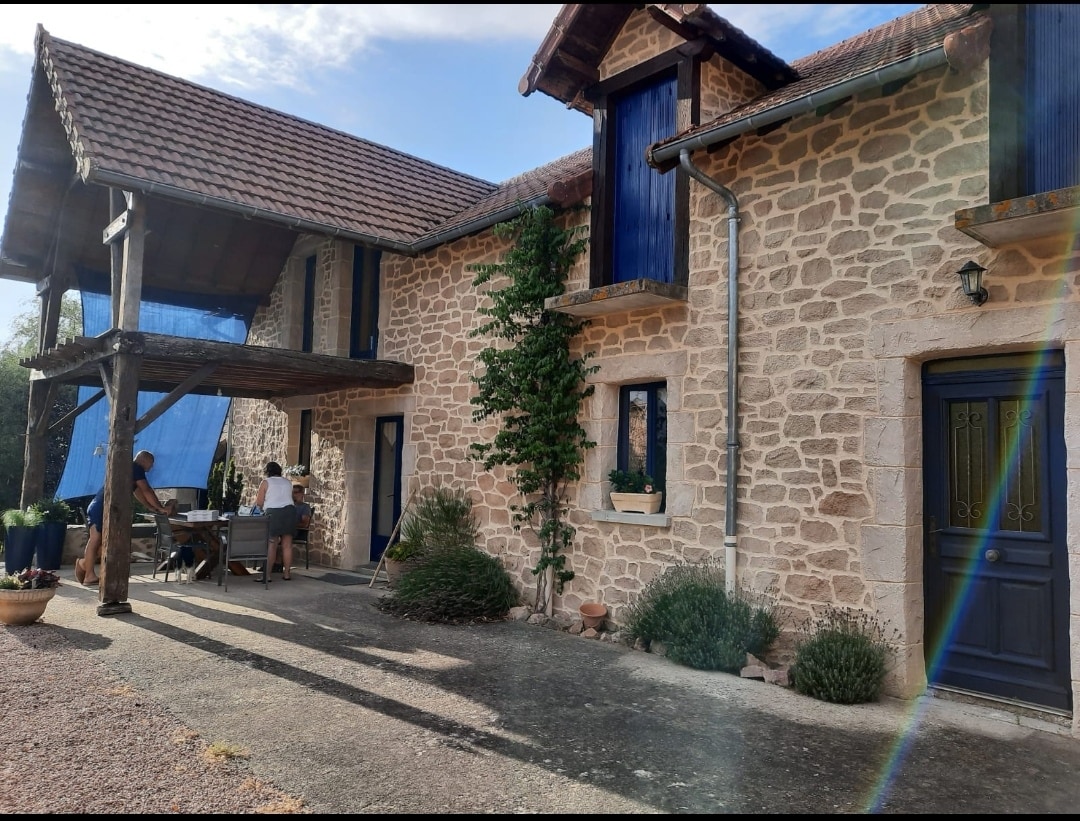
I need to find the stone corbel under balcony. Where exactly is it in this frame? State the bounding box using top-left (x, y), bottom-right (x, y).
top-left (544, 278), bottom-right (688, 318)
top-left (954, 184), bottom-right (1080, 248)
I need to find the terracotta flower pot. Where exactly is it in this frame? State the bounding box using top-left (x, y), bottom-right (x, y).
top-left (579, 602), bottom-right (607, 630)
top-left (0, 587), bottom-right (57, 626)
top-left (384, 557), bottom-right (412, 588)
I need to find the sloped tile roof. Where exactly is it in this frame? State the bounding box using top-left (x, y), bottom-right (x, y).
top-left (37, 26), bottom-right (502, 247)
top-left (654, 4), bottom-right (980, 155)
top-left (415, 148), bottom-right (593, 248)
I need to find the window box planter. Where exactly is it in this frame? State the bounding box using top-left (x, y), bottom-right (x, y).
top-left (609, 492), bottom-right (663, 515)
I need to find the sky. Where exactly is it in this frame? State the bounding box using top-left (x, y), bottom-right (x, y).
top-left (0, 4), bottom-right (922, 344)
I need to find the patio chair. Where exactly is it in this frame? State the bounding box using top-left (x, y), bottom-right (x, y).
top-left (219, 515), bottom-right (271, 590)
top-left (293, 505), bottom-right (315, 569)
top-left (151, 513), bottom-right (190, 583)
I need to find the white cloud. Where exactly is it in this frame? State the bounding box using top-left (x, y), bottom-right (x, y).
top-left (0, 4), bottom-right (563, 90)
top-left (0, 5), bottom-right (922, 92)
top-left (711, 4), bottom-right (921, 59)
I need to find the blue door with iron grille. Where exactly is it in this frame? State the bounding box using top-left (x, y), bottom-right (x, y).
top-left (922, 353), bottom-right (1069, 711)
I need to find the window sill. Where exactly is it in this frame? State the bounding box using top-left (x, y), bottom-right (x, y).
top-left (954, 184), bottom-right (1080, 247)
top-left (545, 278), bottom-right (688, 318)
top-left (589, 509), bottom-right (671, 527)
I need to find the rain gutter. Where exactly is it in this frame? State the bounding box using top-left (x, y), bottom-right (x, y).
top-left (677, 149), bottom-right (741, 593)
top-left (93, 168), bottom-right (553, 258)
top-left (410, 193), bottom-right (551, 253)
top-left (90, 169), bottom-right (417, 256)
top-left (650, 46), bottom-right (949, 168)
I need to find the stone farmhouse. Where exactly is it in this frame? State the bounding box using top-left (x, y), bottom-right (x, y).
top-left (4, 4), bottom-right (1080, 730)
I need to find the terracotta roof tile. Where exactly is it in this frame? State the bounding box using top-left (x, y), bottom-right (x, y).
top-left (38, 28), bottom-right (502, 247)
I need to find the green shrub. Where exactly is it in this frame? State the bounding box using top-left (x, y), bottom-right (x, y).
top-left (377, 543), bottom-right (519, 624)
top-left (623, 559), bottom-right (780, 672)
top-left (791, 606), bottom-right (893, 704)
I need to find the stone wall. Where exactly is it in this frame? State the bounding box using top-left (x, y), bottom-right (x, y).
top-left (222, 29), bottom-right (1080, 708)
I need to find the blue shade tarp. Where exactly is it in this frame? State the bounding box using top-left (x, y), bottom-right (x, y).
top-left (55, 292), bottom-right (250, 500)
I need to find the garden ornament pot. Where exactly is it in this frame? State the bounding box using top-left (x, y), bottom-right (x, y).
top-left (579, 602), bottom-right (607, 630)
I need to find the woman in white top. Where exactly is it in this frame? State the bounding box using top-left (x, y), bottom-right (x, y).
top-left (254, 461), bottom-right (297, 581)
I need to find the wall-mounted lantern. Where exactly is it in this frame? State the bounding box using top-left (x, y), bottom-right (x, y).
top-left (956, 260), bottom-right (988, 306)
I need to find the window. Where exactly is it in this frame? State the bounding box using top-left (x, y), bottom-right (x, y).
top-left (350, 245), bottom-right (381, 359)
top-left (301, 254), bottom-right (316, 353)
top-left (990, 4), bottom-right (1080, 201)
top-left (298, 409), bottom-right (312, 469)
top-left (618, 382), bottom-right (667, 498)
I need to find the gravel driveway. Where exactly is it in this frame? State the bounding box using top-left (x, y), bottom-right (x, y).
top-left (4, 563), bottom-right (1080, 814)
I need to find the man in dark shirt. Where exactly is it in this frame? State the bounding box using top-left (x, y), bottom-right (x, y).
top-left (76, 450), bottom-right (173, 586)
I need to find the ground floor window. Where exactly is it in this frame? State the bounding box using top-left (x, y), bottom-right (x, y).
top-left (618, 381), bottom-right (667, 498)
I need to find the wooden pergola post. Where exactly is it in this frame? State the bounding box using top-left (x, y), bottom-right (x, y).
top-left (98, 189), bottom-right (144, 616)
top-left (19, 269), bottom-right (66, 509)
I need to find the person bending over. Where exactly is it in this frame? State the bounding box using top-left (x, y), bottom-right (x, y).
top-left (77, 450), bottom-right (175, 586)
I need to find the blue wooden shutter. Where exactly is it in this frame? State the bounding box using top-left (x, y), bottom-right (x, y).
top-left (612, 74), bottom-right (676, 284)
top-left (1025, 5), bottom-right (1080, 193)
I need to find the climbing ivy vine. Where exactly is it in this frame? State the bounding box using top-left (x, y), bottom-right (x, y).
top-left (468, 204), bottom-right (595, 614)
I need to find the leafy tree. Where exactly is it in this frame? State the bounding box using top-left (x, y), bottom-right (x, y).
top-left (0, 295), bottom-right (82, 510)
top-left (0, 352), bottom-right (30, 512)
top-left (467, 204), bottom-right (595, 614)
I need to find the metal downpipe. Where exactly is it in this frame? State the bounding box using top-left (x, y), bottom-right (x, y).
top-left (678, 149), bottom-right (740, 593)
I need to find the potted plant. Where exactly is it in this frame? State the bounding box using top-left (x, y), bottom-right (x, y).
top-left (30, 497), bottom-right (73, 571)
top-left (3, 508), bottom-right (42, 575)
top-left (0, 567), bottom-right (62, 625)
top-left (382, 486), bottom-right (480, 587)
top-left (383, 539), bottom-right (422, 588)
top-left (607, 469), bottom-right (663, 514)
top-left (283, 464), bottom-right (310, 488)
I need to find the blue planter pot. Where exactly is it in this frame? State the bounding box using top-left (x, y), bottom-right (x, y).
top-left (4, 526), bottom-right (38, 574)
top-left (35, 522), bottom-right (67, 570)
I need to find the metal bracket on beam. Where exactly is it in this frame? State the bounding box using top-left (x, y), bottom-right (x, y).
top-left (102, 210), bottom-right (130, 245)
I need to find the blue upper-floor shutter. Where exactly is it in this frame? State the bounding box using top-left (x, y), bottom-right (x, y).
top-left (612, 73), bottom-right (676, 284)
top-left (1025, 5), bottom-right (1080, 193)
